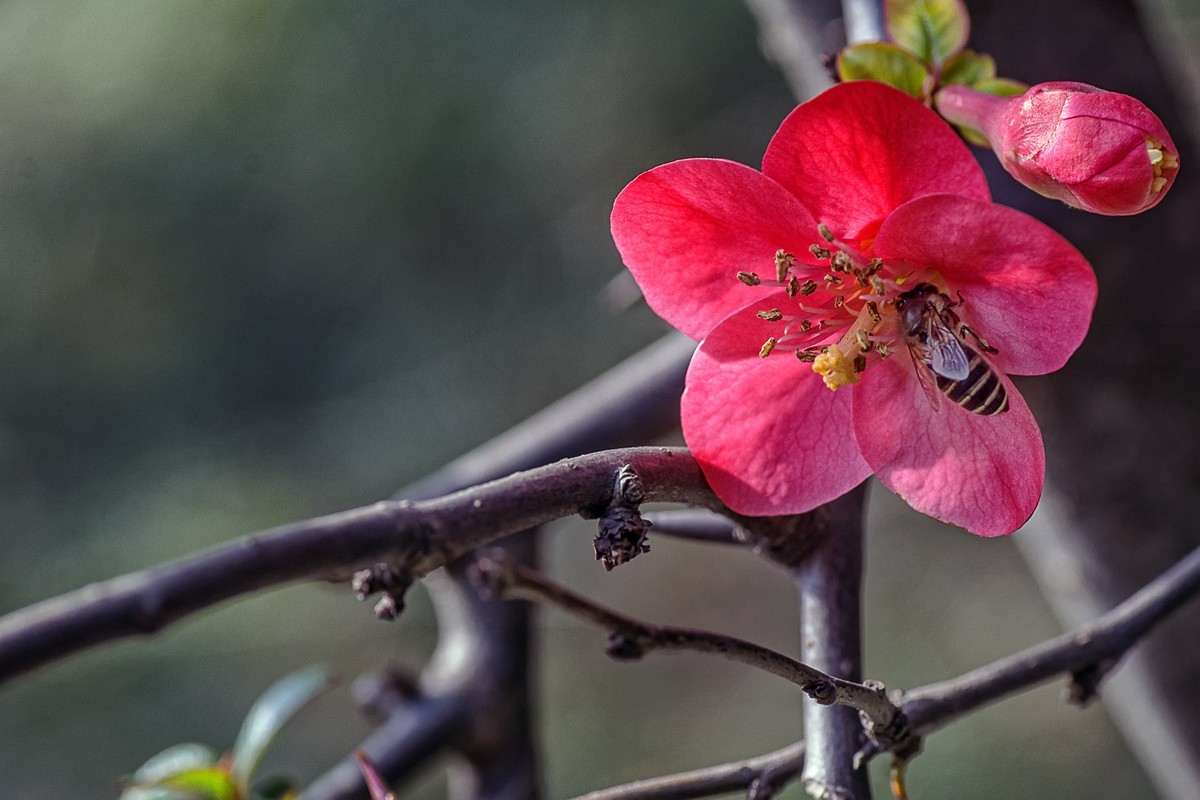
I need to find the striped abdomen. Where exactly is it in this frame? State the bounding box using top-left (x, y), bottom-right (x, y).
top-left (934, 347), bottom-right (1009, 415)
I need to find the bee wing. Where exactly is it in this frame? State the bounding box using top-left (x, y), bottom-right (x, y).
top-left (907, 345), bottom-right (943, 413)
top-left (926, 323), bottom-right (970, 380)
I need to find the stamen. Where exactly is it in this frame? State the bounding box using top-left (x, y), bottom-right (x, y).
top-left (830, 251), bottom-right (853, 273)
top-left (796, 350), bottom-right (818, 363)
top-left (757, 308), bottom-right (784, 321)
top-left (875, 342), bottom-right (891, 358)
top-left (759, 337), bottom-right (777, 358)
top-left (785, 276), bottom-right (801, 297)
top-left (774, 250), bottom-right (796, 282)
top-left (737, 271), bottom-right (761, 286)
top-left (855, 329), bottom-right (871, 351)
top-left (833, 295), bottom-right (845, 308)
top-left (800, 279), bottom-right (817, 296)
top-left (866, 301), bottom-right (881, 323)
top-left (799, 319), bottom-right (812, 332)
top-left (853, 354), bottom-right (867, 373)
top-left (818, 223), bottom-right (835, 242)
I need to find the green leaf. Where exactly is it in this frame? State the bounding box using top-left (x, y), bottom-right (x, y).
top-left (974, 77), bottom-right (1029, 97)
top-left (837, 42), bottom-right (930, 100)
top-left (230, 666), bottom-right (331, 791)
top-left (159, 768), bottom-right (239, 800)
top-left (130, 744), bottom-right (220, 785)
top-left (885, 0), bottom-right (970, 66)
top-left (939, 49), bottom-right (995, 87)
top-left (121, 763), bottom-right (235, 800)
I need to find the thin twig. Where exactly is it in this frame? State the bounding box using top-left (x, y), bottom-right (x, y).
top-left (470, 553), bottom-right (899, 727)
top-left (897, 543), bottom-right (1200, 739)
top-left (570, 739), bottom-right (806, 800)
top-left (0, 448), bottom-right (713, 686)
top-left (642, 509), bottom-right (742, 545)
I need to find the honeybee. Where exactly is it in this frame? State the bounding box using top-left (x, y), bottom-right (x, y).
top-left (894, 283), bottom-right (1009, 416)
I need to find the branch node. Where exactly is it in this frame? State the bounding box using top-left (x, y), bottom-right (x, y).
top-left (605, 632), bottom-right (646, 661)
top-left (1066, 658), bottom-right (1116, 706)
top-left (351, 563), bottom-right (414, 620)
top-left (803, 678), bottom-right (838, 705)
top-left (592, 465), bottom-right (652, 571)
top-left (352, 667), bottom-right (422, 721)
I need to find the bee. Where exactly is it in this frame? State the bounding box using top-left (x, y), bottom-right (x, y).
top-left (894, 283), bottom-right (1008, 416)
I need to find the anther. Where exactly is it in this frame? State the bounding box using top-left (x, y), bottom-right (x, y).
top-left (866, 301), bottom-right (881, 323)
top-left (809, 244), bottom-right (831, 260)
top-left (834, 295), bottom-right (845, 308)
top-left (737, 271), bottom-right (761, 286)
top-left (875, 342), bottom-right (891, 358)
top-left (853, 354), bottom-right (867, 373)
top-left (830, 251), bottom-right (853, 273)
top-left (800, 279), bottom-right (817, 296)
top-left (774, 250), bottom-right (795, 283)
top-left (786, 276), bottom-right (801, 297)
top-left (757, 308), bottom-right (784, 321)
top-left (855, 330), bottom-right (871, 351)
top-left (824, 274), bottom-right (842, 286)
top-left (869, 275), bottom-right (886, 294)
top-left (796, 350), bottom-right (818, 363)
top-left (799, 319), bottom-right (812, 332)
top-left (759, 337), bottom-right (777, 358)
top-left (818, 223), bottom-right (835, 242)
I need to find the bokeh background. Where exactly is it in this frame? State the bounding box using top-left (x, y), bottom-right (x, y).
top-left (0, 1), bottom-right (1184, 798)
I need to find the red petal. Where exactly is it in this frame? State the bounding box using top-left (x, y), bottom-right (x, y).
top-left (611, 159), bottom-right (819, 341)
top-left (762, 82), bottom-right (989, 245)
top-left (682, 295), bottom-right (871, 515)
top-left (874, 194), bottom-right (1097, 375)
top-left (854, 350), bottom-right (1044, 537)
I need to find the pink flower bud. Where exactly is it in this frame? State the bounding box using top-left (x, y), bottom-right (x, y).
top-left (936, 82), bottom-right (1179, 215)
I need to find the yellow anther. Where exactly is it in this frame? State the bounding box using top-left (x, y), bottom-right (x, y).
top-left (759, 337), bottom-right (778, 358)
top-left (812, 346), bottom-right (860, 390)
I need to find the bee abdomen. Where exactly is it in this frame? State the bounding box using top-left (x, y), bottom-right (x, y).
top-left (935, 351), bottom-right (1008, 415)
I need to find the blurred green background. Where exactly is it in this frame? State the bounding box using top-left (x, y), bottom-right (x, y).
top-left (0, 2), bottom-right (1156, 798)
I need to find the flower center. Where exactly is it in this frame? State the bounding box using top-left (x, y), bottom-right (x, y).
top-left (739, 224), bottom-right (916, 390)
top-left (1146, 137), bottom-right (1180, 194)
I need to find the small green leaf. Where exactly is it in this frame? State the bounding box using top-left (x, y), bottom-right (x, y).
top-left (159, 768), bottom-right (239, 800)
top-left (974, 77), bottom-right (1029, 97)
top-left (939, 49), bottom-right (995, 87)
top-left (885, 0), bottom-right (970, 66)
top-left (837, 42), bottom-right (930, 99)
top-left (230, 666), bottom-right (332, 791)
top-left (121, 762), bottom-right (235, 800)
top-left (130, 744), bottom-right (220, 785)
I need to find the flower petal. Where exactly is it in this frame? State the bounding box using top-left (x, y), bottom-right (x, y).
top-left (682, 294), bottom-right (871, 515)
top-left (612, 158), bottom-right (820, 341)
top-left (762, 81), bottom-right (989, 245)
top-left (854, 349), bottom-right (1044, 537)
top-left (874, 194), bottom-right (1096, 375)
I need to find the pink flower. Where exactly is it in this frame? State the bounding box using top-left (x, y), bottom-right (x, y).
top-left (611, 81), bottom-right (1096, 537)
top-left (937, 81), bottom-right (1180, 215)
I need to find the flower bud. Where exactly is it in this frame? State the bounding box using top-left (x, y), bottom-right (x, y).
top-left (936, 81), bottom-right (1179, 215)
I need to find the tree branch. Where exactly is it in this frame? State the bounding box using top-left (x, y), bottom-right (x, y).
top-left (897, 542), bottom-right (1200, 738)
top-left (0, 447), bottom-right (712, 687)
top-left (469, 552), bottom-right (899, 730)
top-left (570, 739), bottom-right (806, 800)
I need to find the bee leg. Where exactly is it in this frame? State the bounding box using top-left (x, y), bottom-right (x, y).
top-left (960, 324), bottom-right (999, 354)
